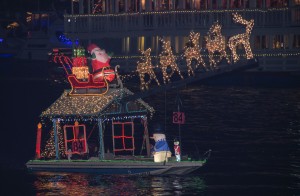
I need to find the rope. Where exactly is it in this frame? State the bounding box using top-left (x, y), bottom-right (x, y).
top-left (87, 123), bottom-right (97, 141)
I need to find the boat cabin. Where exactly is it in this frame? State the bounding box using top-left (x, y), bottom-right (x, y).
top-left (36, 87), bottom-right (155, 161)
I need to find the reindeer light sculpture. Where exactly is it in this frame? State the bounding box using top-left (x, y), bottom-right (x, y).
top-left (228, 13), bottom-right (254, 63)
top-left (137, 48), bottom-right (160, 90)
top-left (159, 39), bottom-right (183, 84)
top-left (184, 31), bottom-right (207, 76)
top-left (205, 22), bottom-right (231, 68)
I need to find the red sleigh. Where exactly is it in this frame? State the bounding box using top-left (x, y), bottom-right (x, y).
top-left (53, 53), bottom-right (122, 96)
top-left (67, 72), bottom-right (109, 96)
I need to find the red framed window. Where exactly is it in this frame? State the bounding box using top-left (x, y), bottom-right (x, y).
top-left (64, 124), bottom-right (87, 155)
top-left (112, 121), bottom-right (135, 155)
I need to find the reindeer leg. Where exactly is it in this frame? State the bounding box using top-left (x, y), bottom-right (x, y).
top-left (139, 74), bottom-right (145, 90)
top-left (162, 69), bottom-right (168, 84)
top-left (244, 41), bottom-right (253, 59)
top-left (223, 50), bottom-right (231, 64)
top-left (176, 66), bottom-right (184, 79)
top-left (150, 71), bottom-right (160, 86)
top-left (229, 42), bottom-right (239, 63)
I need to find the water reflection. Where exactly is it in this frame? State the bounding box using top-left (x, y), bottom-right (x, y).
top-left (33, 172), bottom-right (206, 195)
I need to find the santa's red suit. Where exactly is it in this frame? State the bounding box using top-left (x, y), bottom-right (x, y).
top-left (87, 43), bottom-right (115, 82)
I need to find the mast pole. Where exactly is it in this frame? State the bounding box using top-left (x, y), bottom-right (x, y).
top-left (98, 118), bottom-right (105, 160)
top-left (53, 119), bottom-right (59, 160)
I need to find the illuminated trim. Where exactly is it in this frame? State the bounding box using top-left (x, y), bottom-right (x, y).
top-left (64, 8), bottom-right (289, 18)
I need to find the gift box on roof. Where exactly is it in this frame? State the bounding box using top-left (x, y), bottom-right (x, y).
top-left (73, 47), bottom-right (85, 57)
top-left (72, 66), bottom-right (89, 80)
top-left (73, 56), bottom-right (87, 67)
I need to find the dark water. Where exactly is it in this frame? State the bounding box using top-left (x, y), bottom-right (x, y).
top-left (1, 59), bottom-right (300, 195)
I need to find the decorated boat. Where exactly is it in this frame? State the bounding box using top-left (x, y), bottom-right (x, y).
top-left (27, 20), bottom-right (259, 174)
top-left (26, 43), bottom-right (213, 176)
top-left (26, 85), bottom-right (207, 175)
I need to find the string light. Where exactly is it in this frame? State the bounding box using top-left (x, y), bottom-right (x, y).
top-left (205, 22), bottom-right (231, 67)
top-left (66, 7), bottom-right (289, 18)
top-left (159, 38), bottom-right (183, 84)
top-left (41, 88), bottom-right (154, 119)
top-left (72, 46), bottom-right (89, 80)
top-left (108, 52), bottom-right (300, 60)
top-left (41, 121), bottom-right (66, 159)
top-left (183, 31), bottom-right (207, 76)
top-left (228, 13), bottom-right (254, 63)
top-left (136, 48), bottom-right (160, 90)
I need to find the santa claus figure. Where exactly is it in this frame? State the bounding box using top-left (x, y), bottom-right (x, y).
top-left (87, 43), bottom-right (115, 82)
top-left (174, 140), bottom-right (181, 162)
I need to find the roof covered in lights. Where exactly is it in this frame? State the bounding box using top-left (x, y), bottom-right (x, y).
top-left (41, 88), bottom-right (154, 119)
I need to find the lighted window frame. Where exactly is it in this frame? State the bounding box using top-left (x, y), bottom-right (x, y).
top-left (63, 124), bottom-right (88, 155)
top-left (112, 121), bottom-right (135, 155)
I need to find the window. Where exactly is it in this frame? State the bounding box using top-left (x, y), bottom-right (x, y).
top-left (151, 36), bottom-right (160, 52)
top-left (284, 35), bottom-right (289, 49)
top-left (255, 36), bottom-right (261, 49)
top-left (230, 0), bottom-right (243, 8)
top-left (175, 36), bottom-right (180, 53)
top-left (122, 37), bottom-right (130, 53)
top-left (140, 0), bottom-right (146, 11)
top-left (273, 35), bottom-right (284, 49)
top-left (222, 0), bottom-right (228, 8)
top-left (262, 35), bottom-right (269, 49)
top-left (193, 0), bottom-right (212, 10)
top-left (138, 36), bottom-right (145, 51)
top-left (119, 0), bottom-right (125, 12)
top-left (292, 8), bottom-right (300, 22)
top-left (112, 122), bottom-right (135, 155)
top-left (244, 0), bottom-right (250, 8)
top-left (255, 35), bottom-right (273, 50)
top-left (153, 0), bottom-right (173, 10)
top-left (128, 0), bottom-right (140, 12)
top-left (64, 124), bottom-right (87, 155)
top-left (293, 34), bottom-right (300, 48)
top-left (256, 0), bottom-right (263, 8)
top-left (92, 0), bottom-right (104, 14)
top-left (266, 0), bottom-right (288, 8)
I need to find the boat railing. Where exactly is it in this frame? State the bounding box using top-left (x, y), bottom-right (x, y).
top-left (64, 7), bottom-right (300, 35)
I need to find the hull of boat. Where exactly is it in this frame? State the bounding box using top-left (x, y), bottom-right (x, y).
top-left (26, 160), bottom-right (205, 175)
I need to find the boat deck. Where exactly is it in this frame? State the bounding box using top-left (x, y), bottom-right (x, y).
top-left (26, 156), bottom-right (206, 175)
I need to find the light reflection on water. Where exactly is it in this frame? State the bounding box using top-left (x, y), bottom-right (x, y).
top-left (33, 172), bottom-right (206, 195)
